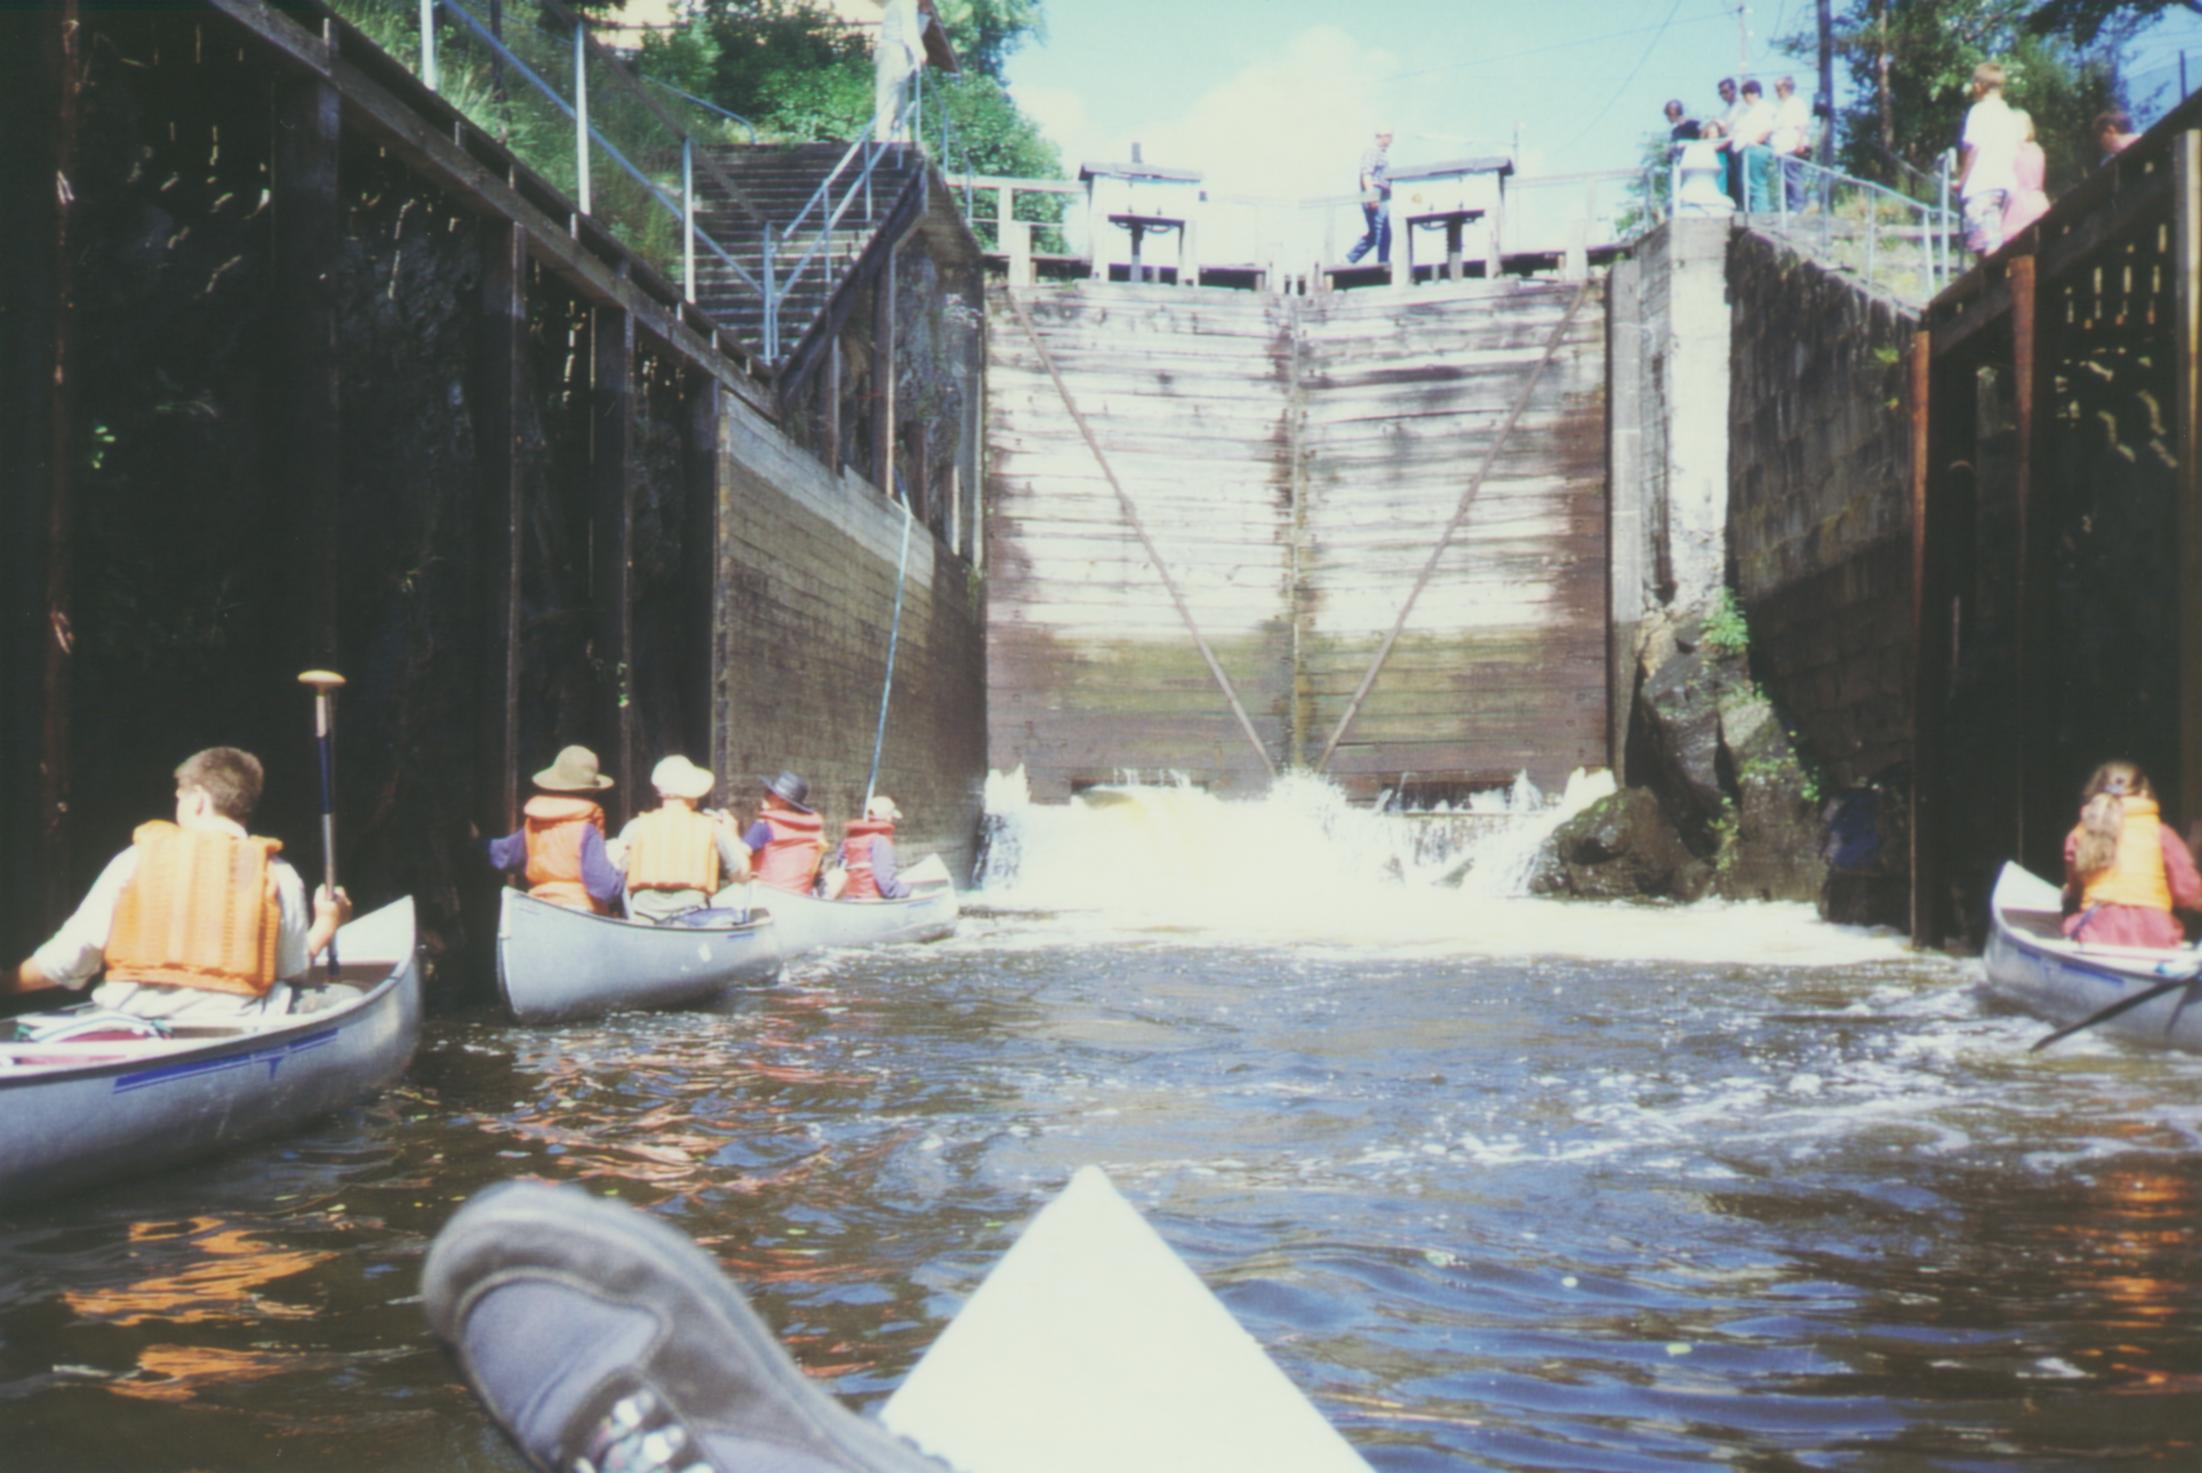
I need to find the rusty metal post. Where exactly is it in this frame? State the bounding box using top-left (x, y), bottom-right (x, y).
top-left (476, 221), bottom-right (526, 839)
top-left (2173, 132), bottom-right (2202, 822)
top-left (271, 70), bottom-right (344, 672)
top-left (1907, 328), bottom-right (1939, 947)
top-left (873, 239), bottom-right (898, 496)
top-left (591, 300), bottom-right (637, 814)
top-left (2008, 253), bottom-right (2043, 869)
top-left (685, 374), bottom-right (722, 763)
top-left (2, 0), bottom-right (80, 958)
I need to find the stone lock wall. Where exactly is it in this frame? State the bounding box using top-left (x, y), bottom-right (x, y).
top-left (1726, 232), bottom-right (1916, 792)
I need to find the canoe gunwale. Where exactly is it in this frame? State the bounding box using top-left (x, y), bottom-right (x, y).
top-left (1981, 862), bottom-right (2202, 1053)
top-left (496, 887), bottom-right (784, 1024)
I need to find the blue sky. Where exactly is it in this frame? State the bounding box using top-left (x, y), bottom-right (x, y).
top-left (1002, 1), bottom-right (2202, 196)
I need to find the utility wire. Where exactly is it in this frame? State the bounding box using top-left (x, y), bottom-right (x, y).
top-left (1378, 6), bottom-right (1730, 84)
top-left (1555, 0), bottom-right (1689, 153)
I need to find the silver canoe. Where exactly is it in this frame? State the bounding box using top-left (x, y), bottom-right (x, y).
top-left (1982, 862), bottom-right (2202, 1053)
top-left (722, 879), bottom-right (960, 959)
top-left (0, 897), bottom-right (424, 1204)
top-left (496, 887), bottom-right (784, 1024)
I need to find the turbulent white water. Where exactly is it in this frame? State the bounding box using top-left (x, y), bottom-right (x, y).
top-left (976, 766), bottom-right (1916, 968)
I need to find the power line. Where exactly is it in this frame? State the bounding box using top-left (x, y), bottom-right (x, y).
top-left (1556, 0), bottom-right (1689, 154)
top-left (1377, 6), bottom-right (1732, 84)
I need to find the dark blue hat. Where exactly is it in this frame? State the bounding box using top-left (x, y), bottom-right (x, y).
top-left (759, 770), bottom-right (813, 813)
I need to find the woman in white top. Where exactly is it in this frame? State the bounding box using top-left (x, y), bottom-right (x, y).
top-left (1675, 120), bottom-right (1735, 216)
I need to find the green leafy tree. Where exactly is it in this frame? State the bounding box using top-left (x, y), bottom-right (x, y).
top-left (932, 0), bottom-right (1046, 81)
top-left (1802, 0), bottom-right (2136, 194)
top-left (2027, 0), bottom-right (2202, 45)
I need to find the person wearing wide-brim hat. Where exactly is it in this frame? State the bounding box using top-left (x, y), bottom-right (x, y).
top-left (609, 756), bottom-right (751, 924)
top-left (743, 770), bottom-right (827, 895)
top-left (485, 745), bottom-right (623, 913)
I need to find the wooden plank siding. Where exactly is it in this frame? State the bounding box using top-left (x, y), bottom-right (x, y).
top-left (985, 279), bottom-right (1608, 801)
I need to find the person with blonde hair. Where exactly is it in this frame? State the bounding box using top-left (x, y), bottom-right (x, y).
top-left (2003, 108), bottom-right (2050, 237)
top-left (2061, 760), bottom-right (2202, 947)
top-left (1957, 61), bottom-right (2023, 257)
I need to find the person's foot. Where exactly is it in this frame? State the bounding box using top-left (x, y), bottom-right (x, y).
top-left (423, 1180), bottom-right (950, 1473)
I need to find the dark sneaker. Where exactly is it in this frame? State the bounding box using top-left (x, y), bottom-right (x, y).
top-left (423, 1180), bottom-right (952, 1473)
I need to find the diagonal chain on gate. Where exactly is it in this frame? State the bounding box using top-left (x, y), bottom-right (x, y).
top-left (1005, 288), bottom-right (1278, 779)
top-left (1312, 277), bottom-right (1595, 775)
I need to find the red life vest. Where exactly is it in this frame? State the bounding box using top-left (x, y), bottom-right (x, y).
top-left (104, 821), bottom-right (285, 994)
top-left (524, 794), bottom-right (609, 913)
top-left (840, 819), bottom-right (896, 901)
top-left (754, 806), bottom-right (826, 894)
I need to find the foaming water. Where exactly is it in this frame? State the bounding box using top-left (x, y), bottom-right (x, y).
top-left (978, 768), bottom-right (1907, 967)
top-left (5, 780), bottom-right (2200, 1469)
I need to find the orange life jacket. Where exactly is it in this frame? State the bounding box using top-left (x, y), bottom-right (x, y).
top-left (754, 807), bottom-right (826, 894)
top-left (624, 806), bottom-right (721, 894)
top-left (524, 794), bottom-right (609, 913)
top-left (840, 819), bottom-right (895, 901)
top-left (104, 821), bottom-right (285, 994)
top-left (2078, 797), bottom-right (2174, 912)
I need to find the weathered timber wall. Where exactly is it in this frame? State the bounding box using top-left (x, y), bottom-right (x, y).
top-left (1299, 280), bottom-right (1609, 795)
top-left (986, 285), bottom-right (1295, 797)
top-left (0, 7), bottom-right (988, 975)
top-left (984, 280), bottom-right (1609, 801)
top-left (1727, 232), bottom-right (1916, 792)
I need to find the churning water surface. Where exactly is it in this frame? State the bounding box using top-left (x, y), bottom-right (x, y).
top-left (3, 776), bottom-right (2200, 1471)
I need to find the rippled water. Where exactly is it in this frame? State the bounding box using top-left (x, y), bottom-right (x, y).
top-left (5, 890), bottom-right (2202, 1470)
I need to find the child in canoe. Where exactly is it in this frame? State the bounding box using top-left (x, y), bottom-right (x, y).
top-left (2062, 760), bottom-right (2202, 948)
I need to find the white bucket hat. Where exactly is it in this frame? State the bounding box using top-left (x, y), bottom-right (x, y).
top-left (867, 795), bottom-right (902, 822)
top-left (650, 755), bottom-right (715, 801)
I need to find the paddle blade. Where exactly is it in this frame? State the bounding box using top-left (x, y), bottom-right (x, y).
top-left (880, 1166), bottom-right (1372, 1473)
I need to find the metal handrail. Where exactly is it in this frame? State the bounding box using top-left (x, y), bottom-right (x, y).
top-left (1645, 141), bottom-right (1959, 303)
top-left (768, 125), bottom-right (890, 356)
top-left (436, 0), bottom-right (763, 301)
top-left (645, 76), bottom-right (759, 144)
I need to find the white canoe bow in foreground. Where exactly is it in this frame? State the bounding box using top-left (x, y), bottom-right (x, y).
top-left (496, 887), bottom-right (784, 1024)
top-left (0, 897), bottom-right (424, 1204)
top-left (1982, 862), bottom-right (2202, 1053)
top-left (882, 1165), bottom-right (1372, 1473)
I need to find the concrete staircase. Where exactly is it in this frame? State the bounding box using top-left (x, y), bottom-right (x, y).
top-left (692, 140), bottom-right (928, 367)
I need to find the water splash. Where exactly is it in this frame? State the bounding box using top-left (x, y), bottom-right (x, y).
top-left (975, 766), bottom-right (1909, 966)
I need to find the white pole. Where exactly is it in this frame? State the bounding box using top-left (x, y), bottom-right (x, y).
top-left (682, 137), bottom-right (696, 301)
top-left (574, 22), bottom-right (591, 216)
top-left (419, 0), bottom-right (437, 92)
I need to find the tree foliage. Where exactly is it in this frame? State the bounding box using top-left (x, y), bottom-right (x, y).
top-left (1803, 0), bottom-right (2137, 195)
top-left (2026, 0), bottom-right (2202, 46)
top-left (640, 1), bottom-right (1056, 176)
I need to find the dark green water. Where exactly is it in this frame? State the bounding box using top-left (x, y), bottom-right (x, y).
top-left (4, 908), bottom-right (2201, 1470)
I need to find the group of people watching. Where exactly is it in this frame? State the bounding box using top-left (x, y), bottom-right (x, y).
top-left (1667, 74), bottom-right (1823, 217)
top-left (485, 746), bottom-right (917, 924)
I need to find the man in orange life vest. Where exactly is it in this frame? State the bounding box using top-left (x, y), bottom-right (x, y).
top-left (9, 747), bottom-right (350, 1025)
top-left (609, 755), bottom-right (752, 923)
top-left (835, 795), bottom-right (912, 901)
top-left (741, 770), bottom-right (827, 896)
top-left (485, 745), bottom-right (624, 914)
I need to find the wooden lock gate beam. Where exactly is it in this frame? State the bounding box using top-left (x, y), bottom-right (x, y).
top-left (1312, 276), bottom-right (1595, 775)
top-left (1003, 289), bottom-right (1279, 780)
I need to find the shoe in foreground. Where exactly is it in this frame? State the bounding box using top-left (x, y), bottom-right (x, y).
top-left (422, 1180), bottom-right (947, 1473)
